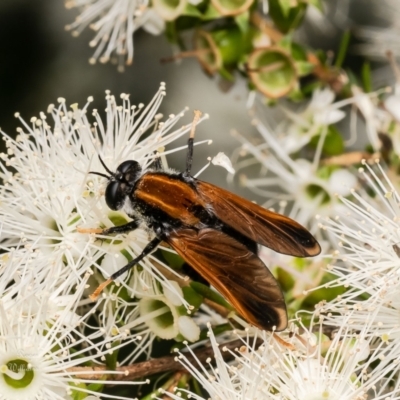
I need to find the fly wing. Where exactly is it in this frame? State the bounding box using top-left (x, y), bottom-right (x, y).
top-left (196, 180), bottom-right (321, 257)
top-left (167, 228), bottom-right (287, 331)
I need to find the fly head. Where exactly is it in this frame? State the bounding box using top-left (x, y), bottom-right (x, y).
top-left (91, 157), bottom-right (142, 211)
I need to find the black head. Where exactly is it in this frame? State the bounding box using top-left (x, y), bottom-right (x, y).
top-left (90, 157), bottom-right (142, 211)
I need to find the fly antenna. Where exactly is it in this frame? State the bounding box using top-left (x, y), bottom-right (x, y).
top-left (89, 171), bottom-right (110, 179)
top-left (185, 110), bottom-right (202, 175)
top-left (98, 155), bottom-right (114, 175)
top-left (89, 155), bottom-right (115, 178)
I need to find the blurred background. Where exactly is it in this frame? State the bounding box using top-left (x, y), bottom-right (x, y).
top-left (0, 0), bottom-right (395, 189)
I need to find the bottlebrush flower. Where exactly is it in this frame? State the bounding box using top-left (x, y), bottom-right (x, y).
top-left (317, 160), bottom-right (400, 398)
top-left (0, 259), bottom-right (141, 400)
top-left (233, 126), bottom-right (357, 232)
top-left (161, 318), bottom-right (385, 400)
top-left (65, 0), bottom-right (165, 71)
top-left (0, 83), bottom-right (207, 305)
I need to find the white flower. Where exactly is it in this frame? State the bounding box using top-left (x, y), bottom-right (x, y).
top-left (93, 275), bottom-right (202, 364)
top-left (316, 161), bottom-right (400, 396)
top-left (162, 319), bottom-right (383, 400)
top-left (381, 70), bottom-right (400, 154)
top-left (65, 0), bottom-right (165, 71)
top-left (127, 280), bottom-right (200, 342)
top-left (0, 83), bottom-right (207, 309)
top-left (265, 87), bottom-right (348, 154)
top-left (384, 84), bottom-right (400, 122)
top-left (317, 161), bottom-right (400, 304)
top-left (351, 86), bottom-right (387, 151)
top-left (211, 152), bottom-right (235, 174)
top-left (0, 265), bottom-right (141, 400)
top-left (233, 122), bottom-right (357, 231)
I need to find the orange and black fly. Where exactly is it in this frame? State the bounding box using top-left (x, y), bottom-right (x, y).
top-left (80, 111), bottom-right (321, 331)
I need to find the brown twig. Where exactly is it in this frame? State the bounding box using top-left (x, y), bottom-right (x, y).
top-left (322, 151), bottom-right (378, 166)
top-left (67, 337), bottom-right (263, 381)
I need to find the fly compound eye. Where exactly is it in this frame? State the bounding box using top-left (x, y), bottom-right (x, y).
top-left (116, 160), bottom-right (142, 185)
top-left (105, 181), bottom-right (126, 210)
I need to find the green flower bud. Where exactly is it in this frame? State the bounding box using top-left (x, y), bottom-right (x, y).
top-left (248, 47), bottom-right (297, 98)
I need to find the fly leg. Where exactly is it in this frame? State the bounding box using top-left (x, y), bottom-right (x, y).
top-left (90, 236), bottom-right (162, 300)
top-left (153, 151), bottom-right (163, 170)
top-left (185, 110), bottom-right (202, 176)
top-left (77, 220), bottom-right (140, 235)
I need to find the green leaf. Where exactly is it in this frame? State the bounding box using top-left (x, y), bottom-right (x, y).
top-left (70, 382), bottom-right (88, 400)
top-left (305, 183), bottom-right (331, 204)
top-left (316, 164), bottom-right (336, 180)
top-left (165, 21), bottom-right (179, 43)
top-left (288, 87), bottom-right (304, 101)
top-left (108, 213), bottom-right (129, 227)
top-left (268, 0), bottom-right (307, 33)
top-left (301, 273), bottom-right (346, 308)
top-left (278, 0), bottom-right (293, 16)
top-left (335, 30), bottom-right (351, 68)
top-left (323, 125), bottom-right (345, 156)
top-left (182, 286), bottom-right (204, 310)
top-left (192, 375), bottom-right (204, 396)
top-left (276, 266), bottom-right (295, 291)
top-left (87, 381), bottom-right (105, 393)
top-left (182, 3), bottom-right (202, 16)
top-left (295, 60), bottom-right (314, 76)
top-left (190, 281), bottom-right (234, 310)
top-left (361, 61), bottom-right (372, 93)
top-left (162, 250), bottom-right (185, 269)
top-left (278, 35), bottom-right (292, 52)
top-left (301, 81), bottom-right (321, 95)
top-left (105, 340), bottom-right (120, 371)
top-left (234, 10), bottom-right (250, 34)
top-left (68, 213), bottom-right (81, 226)
top-left (219, 66), bottom-right (234, 81)
top-left (309, 125), bottom-right (344, 156)
top-left (290, 42), bottom-right (307, 61)
top-left (202, 3), bottom-right (221, 19)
